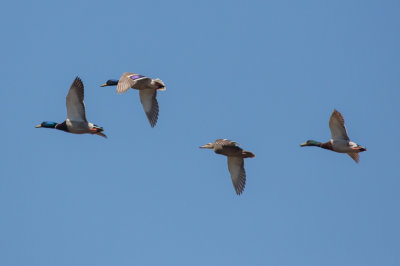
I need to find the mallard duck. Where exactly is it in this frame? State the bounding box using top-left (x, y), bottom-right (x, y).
top-left (100, 73), bottom-right (165, 127)
top-left (36, 77), bottom-right (106, 138)
top-left (200, 139), bottom-right (255, 195)
top-left (300, 109), bottom-right (366, 163)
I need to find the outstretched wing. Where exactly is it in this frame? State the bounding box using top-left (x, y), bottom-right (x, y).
top-left (347, 152), bottom-right (360, 163)
top-left (227, 157), bottom-right (246, 195)
top-left (66, 77), bottom-right (87, 122)
top-left (117, 72), bottom-right (146, 93)
top-left (139, 89), bottom-right (159, 127)
top-left (329, 109), bottom-right (349, 141)
top-left (214, 139), bottom-right (243, 156)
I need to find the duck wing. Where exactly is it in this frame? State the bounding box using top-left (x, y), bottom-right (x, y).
top-left (66, 77), bottom-right (87, 122)
top-left (116, 72), bottom-right (149, 93)
top-left (329, 109), bottom-right (349, 141)
top-left (347, 152), bottom-right (360, 163)
top-left (214, 139), bottom-right (243, 156)
top-left (215, 139), bottom-right (240, 147)
top-left (227, 157), bottom-right (246, 195)
top-left (139, 89), bottom-right (159, 127)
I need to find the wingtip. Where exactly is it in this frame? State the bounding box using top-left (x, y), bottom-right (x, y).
top-left (150, 119), bottom-right (158, 128)
top-left (95, 132), bottom-right (107, 138)
top-left (71, 76), bottom-right (84, 88)
top-left (243, 151), bottom-right (255, 158)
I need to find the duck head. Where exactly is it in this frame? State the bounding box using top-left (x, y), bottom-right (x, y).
top-left (100, 79), bottom-right (119, 87)
top-left (35, 121), bottom-right (58, 129)
top-left (300, 140), bottom-right (322, 147)
top-left (200, 142), bottom-right (215, 149)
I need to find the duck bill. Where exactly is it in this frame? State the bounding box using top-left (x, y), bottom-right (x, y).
top-left (200, 144), bottom-right (213, 149)
top-left (300, 142), bottom-right (307, 147)
top-left (100, 83), bottom-right (107, 87)
top-left (35, 124), bottom-right (42, 128)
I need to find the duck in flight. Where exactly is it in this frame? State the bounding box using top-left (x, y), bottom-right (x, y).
top-left (35, 77), bottom-right (106, 138)
top-left (200, 139), bottom-right (255, 195)
top-left (300, 109), bottom-right (366, 163)
top-left (100, 73), bottom-right (165, 127)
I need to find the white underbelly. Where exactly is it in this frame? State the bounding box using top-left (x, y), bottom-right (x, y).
top-left (66, 120), bottom-right (90, 134)
top-left (331, 139), bottom-right (353, 153)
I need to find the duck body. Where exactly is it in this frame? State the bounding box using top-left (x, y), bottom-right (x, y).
top-left (331, 139), bottom-right (365, 153)
top-left (36, 121), bottom-right (105, 136)
top-left (200, 139), bottom-right (255, 195)
top-left (36, 77), bottom-right (106, 138)
top-left (212, 140), bottom-right (255, 158)
top-left (101, 72), bottom-right (165, 127)
top-left (64, 120), bottom-right (105, 135)
top-left (300, 109), bottom-right (366, 163)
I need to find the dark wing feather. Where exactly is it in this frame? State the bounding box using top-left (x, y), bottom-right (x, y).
top-left (214, 139), bottom-right (243, 156)
top-left (139, 89), bottom-right (159, 127)
top-left (227, 157), bottom-right (246, 195)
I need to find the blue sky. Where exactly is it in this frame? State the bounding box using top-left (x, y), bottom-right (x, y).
top-left (1, 0), bottom-right (399, 265)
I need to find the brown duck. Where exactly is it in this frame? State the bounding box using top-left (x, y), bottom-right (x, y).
top-left (200, 139), bottom-right (255, 195)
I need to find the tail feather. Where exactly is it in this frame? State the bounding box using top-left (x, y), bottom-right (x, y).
top-left (242, 151), bottom-right (255, 158)
top-left (95, 132), bottom-right (107, 138)
top-left (154, 78), bottom-right (166, 91)
top-left (90, 125), bottom-right (106, 138)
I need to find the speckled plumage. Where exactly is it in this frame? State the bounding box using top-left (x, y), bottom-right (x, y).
top-left (101, 72), bottom-right (165, 128)
top-left (200, 139), bottom-right (255, 195)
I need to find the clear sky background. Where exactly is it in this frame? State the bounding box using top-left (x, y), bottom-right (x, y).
top-left (1, 0), bottom-right (399, 265)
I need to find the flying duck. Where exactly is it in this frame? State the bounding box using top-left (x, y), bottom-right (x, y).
top-left (300, 109), bottom-right (366, 162)
top-left (100, 73), bottom-right (165, 127)
top-left (35, 77), bottom-right (106, 138)
top-left (200, 139), bottom-right (255, 195)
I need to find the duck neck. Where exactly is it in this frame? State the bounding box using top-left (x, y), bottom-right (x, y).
top-left (108, 79), bottom-right (119, 86)
top-left (319, 141), bottom-right (333, 151)
top-left (55, 121), bottom-right (68, 132)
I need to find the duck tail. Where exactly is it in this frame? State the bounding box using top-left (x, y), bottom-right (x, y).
top-left (154, 78), bottom-right (166, 91)
top-left (95, 132), bottom-right (107, 138)
top-left (92, 124), bottom-right (104, 132)
top-left (90, 125), bottom-right (107, 138)
top-left (242, 151), bottom-right (255, 158)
